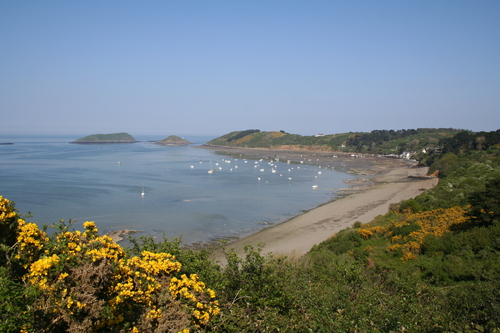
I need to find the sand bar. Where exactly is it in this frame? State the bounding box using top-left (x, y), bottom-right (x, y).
top-left (205, 147), bottom-right (439, 263)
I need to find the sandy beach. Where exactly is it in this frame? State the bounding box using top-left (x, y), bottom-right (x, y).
top-left (206, 147), bottom-right (439, 263)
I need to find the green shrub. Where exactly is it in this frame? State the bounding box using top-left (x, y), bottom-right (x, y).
top-left (429, 152), bottom-right (459, 178)
top-left (390, 222), bottom-right (422, 237)
top-left (398, 198), bottom-right (423, 213)
top-left (467, 176), bottom-right (500, 227)
top-left (0, 267), bottom-right (38, 333)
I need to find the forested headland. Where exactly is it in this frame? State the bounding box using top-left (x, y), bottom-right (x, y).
top-left (1, 128), bottom-right (500, 332)
top-left (205, 128), bottom-right (463, 155)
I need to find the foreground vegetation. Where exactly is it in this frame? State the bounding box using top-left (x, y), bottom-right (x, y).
top-left (2, 129), bottom-right (500, 332)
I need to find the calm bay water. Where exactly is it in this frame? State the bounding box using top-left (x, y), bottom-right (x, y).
top-left (0, 135), bottom-right (354, 245)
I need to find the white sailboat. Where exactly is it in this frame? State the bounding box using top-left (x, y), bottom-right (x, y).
top-left (141, 185), bottom-right (145, 196)
top-left (208, 161), bottom-right (215, 174)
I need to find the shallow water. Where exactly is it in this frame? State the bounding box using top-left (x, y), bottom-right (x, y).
top-left (0, 135), bottom-right (354, 245)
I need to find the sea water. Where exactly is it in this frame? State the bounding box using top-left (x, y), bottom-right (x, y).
top-left (0, 135), bottom-right (354, 245)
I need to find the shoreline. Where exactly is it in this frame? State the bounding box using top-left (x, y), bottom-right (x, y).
top-left (204, 147), bottom-right (438, 264)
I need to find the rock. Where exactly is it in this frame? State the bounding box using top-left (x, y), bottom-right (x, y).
top-left (105, 229), bottom-right (143, 242)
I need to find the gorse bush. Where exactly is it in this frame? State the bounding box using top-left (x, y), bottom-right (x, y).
top-left (0, 197), bottom-right (219, 333)
top-left (358, 206), bottom-right (470, 261)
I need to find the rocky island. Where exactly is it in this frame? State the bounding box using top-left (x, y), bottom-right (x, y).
top-left (72, 132), bottom-right (137, 144)
top-left (156, 135), bottom-right (191, 146)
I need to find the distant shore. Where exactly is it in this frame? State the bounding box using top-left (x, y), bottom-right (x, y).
top-left (201, 146), bottom-right (438, 263)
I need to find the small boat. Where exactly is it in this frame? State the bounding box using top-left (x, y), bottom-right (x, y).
top-left (312, 185), bottom-right (318, 189)
top-left (141, 185), bottom-right (145, 196)
top-left (208, 169), bottom-right (215, 174)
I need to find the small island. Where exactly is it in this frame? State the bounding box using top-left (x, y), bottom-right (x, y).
top-left (72, 132), bottom-right (137, 144)
top-left (156, 135), bottom-right (191, 146)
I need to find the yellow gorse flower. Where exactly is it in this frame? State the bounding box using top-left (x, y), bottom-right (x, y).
top-left (15, 219), bottom-right (49, 267)
top-left (169, 274), bottom-right (220, 325)
top-left (26, 254), bottom-right (60, 291)
top-left (83, 221), bottom-right (96, 229)
top-left (0, 196), bottom-right (17, 220)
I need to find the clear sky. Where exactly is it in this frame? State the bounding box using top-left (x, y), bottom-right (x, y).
top-left (1, 1), bottom-right (499, 138)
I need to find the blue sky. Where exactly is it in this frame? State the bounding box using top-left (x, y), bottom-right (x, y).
top-left (1, 1), bottom-right (499, 138)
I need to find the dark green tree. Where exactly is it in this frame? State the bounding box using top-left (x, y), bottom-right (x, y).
top-left (466, 177), bottom-right (500, 227)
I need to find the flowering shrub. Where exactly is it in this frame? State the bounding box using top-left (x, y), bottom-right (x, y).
top-left (0, 197), bottom-right (219, 333)
top-left (0, 196), bottom-right (17, 221)
top-left (357, 206), bottom-right (469, 260)
top-left (357, 225), bottom-right (388, 239)
top-left (15, 219), bottom-right (49, 267)
top-left (0, 196), bottom-right (21, 266)
top-left (170, 274), bottom-right (220, 326)
top-left (357, 228), bottom-right (373, 240)
top-left (386, 206), bottom-right (469, 260)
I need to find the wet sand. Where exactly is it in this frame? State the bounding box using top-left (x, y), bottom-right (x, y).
top-left (205, 147), bottom-right (438, 263)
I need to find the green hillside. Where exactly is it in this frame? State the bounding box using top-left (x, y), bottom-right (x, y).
top-left (206, 128), bottom-right (461, 154)
top-left (156, 135), bottom-right (191, 145)
top-left (207, 129), bottom-right (355, 150)
top-left (72, 132), bottom-right (137, 143)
